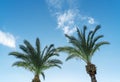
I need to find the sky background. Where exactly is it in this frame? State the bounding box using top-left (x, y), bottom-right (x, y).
top-left (0, 0), bottom-right (120, 82)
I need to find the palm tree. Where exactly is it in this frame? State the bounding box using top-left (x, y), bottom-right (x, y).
top-left (57, 25), bottom-right (109, 82)
top-left (9, 38), bottom-right (62, 82)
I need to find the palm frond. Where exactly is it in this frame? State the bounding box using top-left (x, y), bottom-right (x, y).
top-left (24, 40), bottom-right (36, 55)
top-left (91, 25), bottom-right (101, 40)
top-left (41, 46), bottom-right (48, 59)
top-left (66, 55), bottom-right (77, 61)
top-left (12, 61), bottom-right (29, 68)
top-left (76, 27), bottom-right (83, 41)
top-left (91, 35), bottom-right (104, 48)
top-left (87, 30), bottom-right (93, 46)
top-left (57, 25), bottom-right (109, 63)
top-left (41, 72), bottom-right (45, 80)
top-left (83, 26), bottom-right (87, 43)
top-left (43, 44), bottom-right (59, 63)
top-left (19, 45), bottom-right (29, 54)
top-left (47, 59), bottom-right (63, 65)
top-left (65, 35), bottom-right (81, 50)
top-left (57, 46), bottom-right (87, 62)
top-left (36, 38), bottom-right (41, 56)
top-left (57, 46), bottom-right (79, 55)
top-left (9, 52), bottom-right (28, 61)
top-left (91, 41), bottom-right (110, 56)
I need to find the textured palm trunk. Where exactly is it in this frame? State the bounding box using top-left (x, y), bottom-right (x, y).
top-left (32, 75), bottom-right (41, 82)
top-left (86, 63), bottom-right (97, 82)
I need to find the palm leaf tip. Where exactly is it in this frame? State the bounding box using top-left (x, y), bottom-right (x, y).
top-left (9, 52), bottom-right (17, 56)
top-left (104, 41), bottom-right (110, 45)
top-left (65, 34), bottom-right (70, 39)
top-left (83, 25), bottom-right (87, 30)
top-left (36, 37), bottom-right (40, 53)
top-left (58, 47), bottom-right (70, 53)
top-left (55, 64), bottom-right (62, 69)
top-left (101, 41), bottom-right (110, 45)
top-left (76, 27), bottom-right (79, 32)
top-left (65, 33), bottom-right (68, 36)
top-left (56, 64), bottom-right (62, 69)
top-left (12, 61), bottom-right (26, 67)
top-left (41, 72), bottom-right (45, 80)
top-left (24, 39), bottom-right (28, 44)
top-left (51, 44), bottom-right (54, 46)
top-left (96, 25), bottom-right (101, 30)
top-left (9, 52), bottom-right (13, 55)
top-left (36, 38), bottom-right (40, 45)
top-left (52, 60), bottom-right (63, 68)
top-left (56, 47), bottom-right (63, 52)
top-left (94, 41), bottom-right (110, 50)
top-left (66, 55), bottom-right (76, 61)
top-left (58, 60), bottom-right (63, 64)
top-left (36, 37), bottom-right (39, 41)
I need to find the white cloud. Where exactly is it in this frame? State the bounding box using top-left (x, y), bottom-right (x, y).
top-left (57, 9), bottom-right (77, 35)
top-left (57, 10), bottom-right (74, 28)
top-left (46, 0), bottom-right (62, 9)
top-left (46, 0), bottom-right (97, 35)
top-left (0, 30), bottom-right (16, 48)
top-left (80, 16), bottom-right (95, 24)
top-left (88, 17), bottom-right (95, 24)
top-left (46, 0), bottom-right (63, 13)
top-left (62, 26), bottom-right (77, 35)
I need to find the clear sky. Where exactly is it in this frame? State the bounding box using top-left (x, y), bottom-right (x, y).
top-left (0, 0), bottom-right (120, 82)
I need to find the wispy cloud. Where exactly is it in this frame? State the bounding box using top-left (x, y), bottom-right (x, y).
top-left (80, 16), bottom-right (95, 24)
top-left (0, 30), bottom-right (16, 48)
top-left (46, 0), bottom-right (63, 9)
top-left (57, 9), bottom-right (77, 35)
top-left (46, 0), bottom-right (97, 35)
top-left (88, 17), bottom-right (95, 24)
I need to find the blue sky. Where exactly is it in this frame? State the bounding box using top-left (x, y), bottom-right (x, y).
top-left (0, 0), bottom-right (120, 82)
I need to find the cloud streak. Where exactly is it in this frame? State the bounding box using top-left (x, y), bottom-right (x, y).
top-left (46, 0), bottom-right (63, 9)
top-left (0, 30), bottom-right (16, 48)
top-left (46, 0), bottom-right (97, 35)
top-left (57, 9), bottom-right (77, 35)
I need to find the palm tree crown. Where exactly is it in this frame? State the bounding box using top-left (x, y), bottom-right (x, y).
top-left (9, 38), bottom-right (62, 82)
top-left (57, 25), bottom-right (109, 63)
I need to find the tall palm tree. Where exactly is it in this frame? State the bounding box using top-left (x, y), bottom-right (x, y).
top-left (9, 38), bottom-right (62, 82)
top-left (57, 25), bottom-right (109, 82)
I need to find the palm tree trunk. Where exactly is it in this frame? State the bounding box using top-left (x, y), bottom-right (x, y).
top-left (86, 63), bottom-right (97, 82)
top-left (32, 75), bottom-right (41, 82)
top-left (90, 74), bottom-right (97, 82)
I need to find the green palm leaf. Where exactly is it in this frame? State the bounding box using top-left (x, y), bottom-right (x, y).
top-left (9, 38), bottom-right (62, 81)
top-left (57, 25), bottom-right (110, 63)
